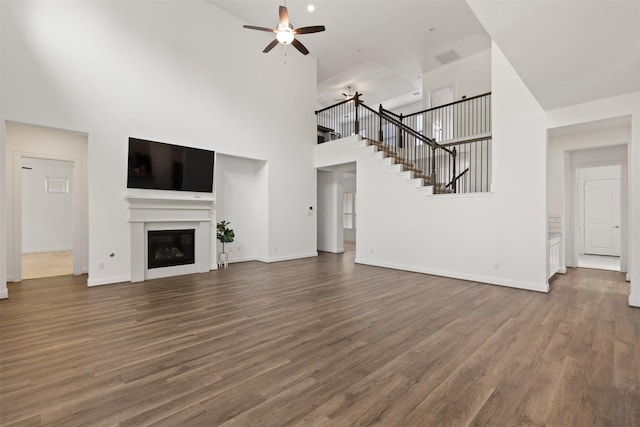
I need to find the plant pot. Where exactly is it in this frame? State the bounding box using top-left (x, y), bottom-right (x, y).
top-left (218, 252), bottom-right (229, 269)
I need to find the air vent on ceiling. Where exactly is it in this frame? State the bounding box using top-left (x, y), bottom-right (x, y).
top-left (435, 49), bottom-right (460, 65)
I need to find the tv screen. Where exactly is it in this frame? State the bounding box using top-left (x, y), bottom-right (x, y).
top-left (127, 138), bottom-right (214, 192)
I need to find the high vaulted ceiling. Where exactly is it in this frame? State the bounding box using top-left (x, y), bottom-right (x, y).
top-left (209, 0), bottom-right (491, 109)
top-left (467, 0), bottom-right (640, 110)
top-left (210, 0), bottom-right (640, 111)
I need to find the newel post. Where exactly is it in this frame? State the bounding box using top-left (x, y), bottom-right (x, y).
top-left (398, 113), bottom-right (404, 149)
top-left (378, 104), bottom-right (384, 142)
top-left (353, 92), bottom-right (361, 135)
top-left (452, 147), bottom-right (457, 193)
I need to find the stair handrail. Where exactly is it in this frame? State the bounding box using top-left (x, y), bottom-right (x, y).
top-left (367, 104), bottom-right (436, 148)
top-left (401, 91), bottom-right (492, 118)
top-left (315, 93), bottom-right (493, 193)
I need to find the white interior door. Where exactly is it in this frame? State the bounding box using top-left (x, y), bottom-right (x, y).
top-left (584, 178), bottom-right (621, 256)
top-left (429, 85), bottom-right (454, 141)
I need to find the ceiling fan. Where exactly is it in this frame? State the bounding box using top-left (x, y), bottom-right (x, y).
top-left (334, 86), bottom-right (363, 102)
top-left (242, 5), bottom-right (325, 55)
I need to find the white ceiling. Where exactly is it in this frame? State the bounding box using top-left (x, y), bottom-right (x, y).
top-left (209, 0), bottom-right (640, 111)
top-left (209, 0), bottom-right (491, 109)
top-left (467, 0), bottom-right (640, 110)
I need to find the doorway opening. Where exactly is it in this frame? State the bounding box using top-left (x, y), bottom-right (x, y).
top-left (576, 164), bottom-right (622, 272)
top-left (6, 121), bottom-right (88, 284)
top-left (317, 163), bottom-right (357, 255)
top-left (547, 116), bottom-right (630, 283)
top-left (21, 157), bottom-right (75, 279)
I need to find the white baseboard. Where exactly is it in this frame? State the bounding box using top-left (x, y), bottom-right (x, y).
top-left (318, 248), bottom-right (345, 254)
top-left (626, 272), bottom-right (631, 282)
top-left (256, 252), bottom-right (318, 263)
top-left (354, 257), bottom-right (549, 293)
top-left (6, 275), bottom-right (14, 283)
top-left (87, 275), bottom-right (131, 287)
top-left (210, 255), bottom-right (261, 269)
top-left (229, 256), bottom-right (258, 263)
top-left (558, 267), bottom-right (567, 274)
top-left (0, 287), bottom-right (8, 299)
top-left (629, 294), bottom-right (640, 308)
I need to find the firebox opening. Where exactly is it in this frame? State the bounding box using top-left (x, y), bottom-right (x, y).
top-left (148, 229), bottom-right (195, 269)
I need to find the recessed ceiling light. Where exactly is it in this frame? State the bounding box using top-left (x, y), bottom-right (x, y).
top-left (307, 4), bottom-right (315, 12)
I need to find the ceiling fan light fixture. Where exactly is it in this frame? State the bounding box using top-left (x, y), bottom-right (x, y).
top-left (243, 5), bottom-right (324, 55)
top-left (276, 30), bottom-right (295, 45)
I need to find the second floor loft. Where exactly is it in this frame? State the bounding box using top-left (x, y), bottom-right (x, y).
top-left (316, 92), bottom-right (492, 195)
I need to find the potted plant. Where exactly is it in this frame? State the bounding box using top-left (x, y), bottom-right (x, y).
top-left (216, 220), bottom-right (235, 268)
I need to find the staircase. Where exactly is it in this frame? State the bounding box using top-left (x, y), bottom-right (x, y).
top-left (365, 139), bottom-right (454, 194)
top-left (315, 92), bottom-right (492, 194)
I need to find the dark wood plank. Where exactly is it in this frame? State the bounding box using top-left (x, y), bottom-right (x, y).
top-left (1, 254), bottom-right (638, 426)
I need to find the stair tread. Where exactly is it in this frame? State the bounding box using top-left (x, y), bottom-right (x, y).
top-left (366, 138), bottom-right (455, 192)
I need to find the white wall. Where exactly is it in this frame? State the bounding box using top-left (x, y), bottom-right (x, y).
top-left (215, 154), bottom-right (268, 263)
top-left (315, 44), bottom-right (549, 293)
top-left (546, 91), bottom-right (640, 307)
top-left (5, 122), bottom-right (89, 281)
top-left (2, 0), bottom-right (318, 289)
top-left (316, 45), bottom-right (548, 292)
top-left (21, 157), bottom-right (75, 253)
top-left (422, 49), bottom-right (492, 106)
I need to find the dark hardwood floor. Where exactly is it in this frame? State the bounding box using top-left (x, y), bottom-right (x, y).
top-left (1, 251), bottom-right (638, 426)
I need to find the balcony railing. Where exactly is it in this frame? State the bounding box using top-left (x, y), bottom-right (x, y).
top-left (316, 92), bottom-right (492, 194)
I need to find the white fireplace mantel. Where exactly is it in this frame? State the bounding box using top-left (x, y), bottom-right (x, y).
top-left (127, 194), bottom-right (215, 282)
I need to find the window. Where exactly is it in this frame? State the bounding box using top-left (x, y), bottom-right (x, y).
top-left (343, 192), bottom-right (354, 229)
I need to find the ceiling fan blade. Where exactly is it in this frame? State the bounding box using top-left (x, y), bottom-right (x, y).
top-left (243, 25), bottom-right (275, 33)
top-left (291, 38), bottom-right (309, 55)
top-left (294, 25), bottom-right (326, 35)
top-left (263, 39), bottom-right (279, 53)
top-left (279, 6), bottom-right (289, 25)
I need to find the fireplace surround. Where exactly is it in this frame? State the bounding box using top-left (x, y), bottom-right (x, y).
top-left (127, 195), bottom-right (215, 281)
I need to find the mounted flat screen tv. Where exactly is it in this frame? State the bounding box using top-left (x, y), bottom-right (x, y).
top-left (127, 138), bottom-right (214, 192)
